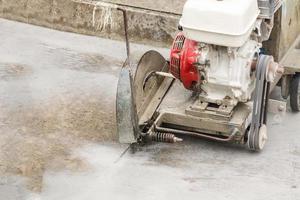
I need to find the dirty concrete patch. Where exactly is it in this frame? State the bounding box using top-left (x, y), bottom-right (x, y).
top-left (0, 19), bottom-right (170, 197)
top-left (291, 148), bottom-right (300, 156)
top-left (137, 139), bottom-right (234, 169)
top-left (0, 91), bottom-right (117, 192)
top-left (0, 20), bottom-right (122, 193)
top-left (77, 53), bottom-right (122, 73)
top-left (0, 81), bottom-right (118, 193)
top-left (137, 143), bottom-right (189, 168)
top-left (41, 45), bottom-right (123, 74)
top-left (0, 63), bottom-right (31, 80)
top-left (0, 129), bottom-right (89, 192)
top-left (2, 93), bottom-right (117, 141)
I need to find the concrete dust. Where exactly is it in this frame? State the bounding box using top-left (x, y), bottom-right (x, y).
top-left (0, 63), bottom-right (32, 80)
top-left (60, 51), bottom-right (122, 73)
top-left (0, 129), bottom-right (88, 192)
top-left (38, 42), bottom-right (122, 74)
top-left (139, 143), bottom-right (188, 168)
top-left (0, 91), bottom-right (117, 192)
top-left (0, 18), bottom-right (170, 195)
top-left (2, 92), bottom-right (117, 141)
top-left (0, 19), bottom-right (126, 192)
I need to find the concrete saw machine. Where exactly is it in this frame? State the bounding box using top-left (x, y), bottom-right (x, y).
top-left (116, 0), bottom-right (284, 151)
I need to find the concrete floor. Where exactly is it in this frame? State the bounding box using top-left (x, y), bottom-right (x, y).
top-left (0, 19), bottom-right (300, 200)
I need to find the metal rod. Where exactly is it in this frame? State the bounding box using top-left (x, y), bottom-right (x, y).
top-left (155, 72), bottom-right (176, 79)
top-left (118, 8), bottom-right (131, 67)
top-left (155, 126), bottom-right (238, 142)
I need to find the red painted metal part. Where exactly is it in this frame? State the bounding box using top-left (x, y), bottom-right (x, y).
top-left (170, 32), bottom-right (200, 90)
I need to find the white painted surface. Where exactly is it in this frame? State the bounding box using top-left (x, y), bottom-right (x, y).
top-left (180, 0), bottom-right (260, 47)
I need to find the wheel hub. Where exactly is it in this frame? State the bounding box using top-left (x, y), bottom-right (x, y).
top-left (258, 124), bottom-right (268, 150)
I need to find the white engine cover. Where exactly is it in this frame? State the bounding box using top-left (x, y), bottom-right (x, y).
top-left (200, 40), bottom-right (260, 105)
top-left (180, 0), bottom-right (260, 47)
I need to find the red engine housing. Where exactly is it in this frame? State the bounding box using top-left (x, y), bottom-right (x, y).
top-left (170, 32), bottom-right (201, 90)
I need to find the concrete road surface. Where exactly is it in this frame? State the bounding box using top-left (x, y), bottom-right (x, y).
top-left (0, 19), bottom-right (299, 200)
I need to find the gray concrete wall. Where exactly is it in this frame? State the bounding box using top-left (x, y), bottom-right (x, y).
top-left (0, 0), bottom-right (181, 47)
top-left (100, 0), bottom-right (184, 14)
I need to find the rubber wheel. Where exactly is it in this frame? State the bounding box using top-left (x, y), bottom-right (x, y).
top-left (247, 124), bottom-right (268, 151)
top-left (290, 73), bottom-right (300, 112)
top-left (257, 124), bottom-right (268, 151)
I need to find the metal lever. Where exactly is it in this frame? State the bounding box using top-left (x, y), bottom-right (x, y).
top-left (117, 8), bottom-right (131, 68)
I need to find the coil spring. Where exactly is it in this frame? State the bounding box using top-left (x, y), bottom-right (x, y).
top-left (150, 132), bottom-right (182, 143)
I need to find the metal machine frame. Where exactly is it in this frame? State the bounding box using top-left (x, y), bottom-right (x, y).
top-left (115, 1), bottom-right (300, 152)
